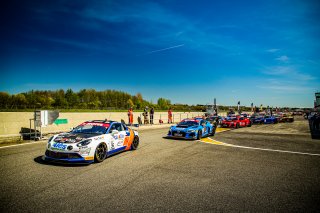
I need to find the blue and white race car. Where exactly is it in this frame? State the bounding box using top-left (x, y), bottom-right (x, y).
top-left (42, 120), bottom-right (139, 164)
top-left (167, 119), bottom-right (215, 140)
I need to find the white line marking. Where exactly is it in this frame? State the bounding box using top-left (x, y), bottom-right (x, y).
top-left (0, 141), bottom-right (46, 149)
top-left (200, 137), bottom-right (320, 157)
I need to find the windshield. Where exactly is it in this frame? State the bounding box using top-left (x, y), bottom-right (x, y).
top-left (226, 117), bottom-right (237, 121)
top-left (178, 121), bottom-right (199, 126)
top-left (71, 124), bottom-right (107, 134)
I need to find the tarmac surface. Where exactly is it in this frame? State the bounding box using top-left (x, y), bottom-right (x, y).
top-left (0, 116), bottom-right (320, 212)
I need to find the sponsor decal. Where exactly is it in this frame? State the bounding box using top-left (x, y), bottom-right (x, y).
top-left (51, 142), bottom-right (67, 150)
top-left (85, 123), bottom-right (104, 126)
top-left (94, 136), bottom-right (104, 140)
top-left (117, 141), bottom-right (123, 146)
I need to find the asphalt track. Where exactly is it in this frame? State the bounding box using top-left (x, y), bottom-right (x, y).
top-left (1, 117), bottom-right (320, 212)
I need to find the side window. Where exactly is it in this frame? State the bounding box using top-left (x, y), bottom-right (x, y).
top-left (121, 124), bottom-right (127, 131)
top-left (109, 124), bottom-right (116, 132)
top-left (200, 120), bottom-right (205, 126)
top-left (114, 123), bottom-right (123, 131)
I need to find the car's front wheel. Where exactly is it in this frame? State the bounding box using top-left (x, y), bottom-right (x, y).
top-left (131, 136), bottom-right (139, 150)
top-left (95, 143), bottom-right (107, 163)
top-left (197, 130), bottom-right (202, 140)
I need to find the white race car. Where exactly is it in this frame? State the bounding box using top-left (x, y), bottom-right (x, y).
top-left (42, 120), bottom-right (139, 164)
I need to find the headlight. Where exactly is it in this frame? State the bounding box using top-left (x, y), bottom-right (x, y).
top-left (77, 139), bottom-right (92, 147)
top-left (187, 129), bottom-right (195, 133)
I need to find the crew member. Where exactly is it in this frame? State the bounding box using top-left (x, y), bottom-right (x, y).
top-left (168, 108), bottom-right (173, 123)
top-left (150, 107), bottom-right (154, 124)
top-left (128, 107), bottom-right (133, 125)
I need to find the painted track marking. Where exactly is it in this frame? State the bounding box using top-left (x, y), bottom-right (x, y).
top-left (200, 137), bottom-right (320, 157)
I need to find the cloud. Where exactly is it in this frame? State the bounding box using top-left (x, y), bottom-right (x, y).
top-left (257, 78), bottom-right (313, 93)
top-left (262, 66), bottom-right (315, 81)
top-left (267, 48), bottom-right (280, 53)
top-left (276, 55), bottom-right (289, 62)
top-left (258, 85), bottom-right (312, 93)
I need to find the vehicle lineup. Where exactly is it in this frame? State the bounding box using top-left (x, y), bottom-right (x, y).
top-left (42, 111), bottom-right (296, 164)
top-left (43, 120), bottom-right (139, 164)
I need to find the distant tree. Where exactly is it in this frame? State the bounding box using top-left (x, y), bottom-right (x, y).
top-left (157, 98), bottom-right (171, 110)
top-left (0, 92), bottom-right (10, 108)
top-left (65, 89), bottom-right (79, 108)
top-left (127, 99), bottom-right (134, 108)
top-left (11, 94), bottom-right (27, 109)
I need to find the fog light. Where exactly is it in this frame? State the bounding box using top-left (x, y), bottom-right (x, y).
top-left (67, 146), bottom-right (73, 151)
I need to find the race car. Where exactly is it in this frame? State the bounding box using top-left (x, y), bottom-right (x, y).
top-left (250, 114), bottom-right (265, 124)
top-left (207, 116), bottom-right (223, 126)
top-left (167, 119), bottom-right (215, 140)
top-left (277, 113), bottom-right (294, 123)
top-left (263, 115), bottom-right (278, 124)
top-left (42, 120), bottom-right (139, 164)
top-left (221, 116), bottom-right (251, 128)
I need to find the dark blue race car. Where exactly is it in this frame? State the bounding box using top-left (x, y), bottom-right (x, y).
top-left (263, 115), bottom-right (278, 124)
top-left (167, 119), bottom-right (215, 140)
top-left (250, 114), bottom-right (265, 124)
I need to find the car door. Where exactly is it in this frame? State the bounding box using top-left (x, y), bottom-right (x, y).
top-left (200, 120), bottom-right (207, 136)
top-left (112, 123), bottom-right (127, 149)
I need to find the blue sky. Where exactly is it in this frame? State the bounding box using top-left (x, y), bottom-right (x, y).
top-left (1, 0), bottom-right (319, 107)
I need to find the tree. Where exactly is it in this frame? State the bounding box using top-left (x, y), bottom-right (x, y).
top-left (127, 99), bottom-right (134, 108)
top-left (65, 89), bottom-right (79, 108)
top-left (0, 92), bottom-right (10, 108)
top-left (157, 98), bottom-right (171, 110)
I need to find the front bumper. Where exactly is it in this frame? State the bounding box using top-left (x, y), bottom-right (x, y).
top-left (42, 150), bottom-right (94, 164)
top-left (167, 131), bottom-right (197, 139)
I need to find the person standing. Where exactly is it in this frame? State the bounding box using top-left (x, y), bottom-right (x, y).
top-left (143, 106), bottom-right (149, 124)
top-left (150, 107), bottom-right (154, 124)
top-left (168, 108), bottom-right (173, 123)
top-left (128, 107), bottom-right (133, 125)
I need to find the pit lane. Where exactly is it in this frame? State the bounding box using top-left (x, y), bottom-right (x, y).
top-left (0, 117), bottom-right (320, 212)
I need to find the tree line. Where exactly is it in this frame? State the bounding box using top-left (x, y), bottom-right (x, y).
top-left (0, 89), bottom-right (201, 111)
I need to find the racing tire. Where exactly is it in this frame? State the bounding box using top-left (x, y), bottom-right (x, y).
top-left (210, 128), bottom-right (216, 136)
top-left (247, 122), bottom-right (252, 127)
top-left (197, 130), bottom-right (202, 140)
top-left (235, 123), bottom-right (240, 129)
top-left (94, 143), bottom-right (107, 163)
top-left (131, 136), bottom-right (140, 150)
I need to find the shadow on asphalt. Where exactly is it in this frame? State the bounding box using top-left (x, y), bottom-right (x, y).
top-left (34, 156), bottom-right (90, 167)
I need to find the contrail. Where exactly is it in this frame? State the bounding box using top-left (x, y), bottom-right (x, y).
top-left (144, 44), bottom-right (185, 55)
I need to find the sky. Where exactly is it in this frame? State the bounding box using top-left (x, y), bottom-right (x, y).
top-left (1, 0), bottom-right (319, 108)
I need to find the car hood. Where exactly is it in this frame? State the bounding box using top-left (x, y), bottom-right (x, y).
top-left (53, 132), bottom-right (102, 143)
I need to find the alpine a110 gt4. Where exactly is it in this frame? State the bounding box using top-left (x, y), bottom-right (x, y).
top-left (43, 120), bottom-right (139, 164)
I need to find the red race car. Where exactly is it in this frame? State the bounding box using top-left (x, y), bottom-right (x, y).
top-left (221, 116), bottom-right (251, 128)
